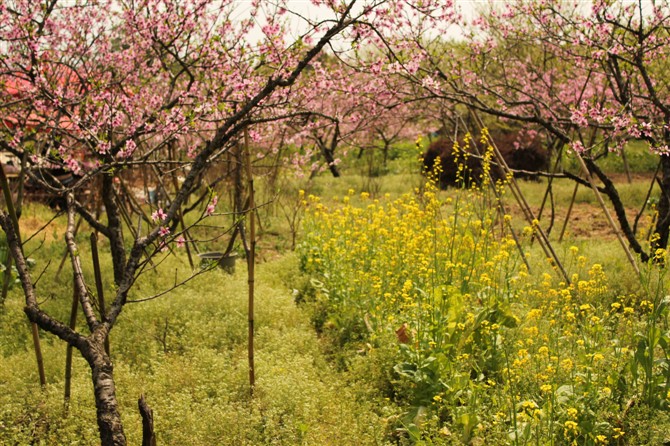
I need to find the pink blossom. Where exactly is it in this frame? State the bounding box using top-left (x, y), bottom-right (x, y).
top-left (570, 110), bottom-right (588, 128)
top-left (65, 157), bottom-right (82, 175)
top-left (176, 236), bottom-right (186, 248)
top-left (205, 195), bottom-right (218, 216)
top-left (152, 208), bottom-right (167, 223)
top-left (571, 141), bottom-right (586, 154)
top-left (118, 139), bottom-right (137, 158)
top-left (248, 129), bottom-right (261, 142)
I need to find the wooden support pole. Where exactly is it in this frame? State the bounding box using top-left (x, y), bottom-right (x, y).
top-left (467, 110), bottom-right (570, 283)
top-left (535, 143), bottom-right (564, 238)
top-left (31, 323), bottom-right (47, 387)
top-left (559, 183), bottom-right (579, 242)
top-left (1, 163), bottom-right (15, 304)
top-left (633, 161), bottom-right (662, 236)
top-left (0, 163), bottom-right (46, 386)
top-left (574, 152), bottom-right (640, 275)
top-left (458, 116), bottom-right (531, 273)
top-left (64, 277), bottom-right (79, 402)
top-left (244, 127), bottom-right (256, 394)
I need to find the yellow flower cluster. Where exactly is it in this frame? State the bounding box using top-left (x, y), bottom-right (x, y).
top-left (301, 180), bottom-right (518, 346)
top-left (298, 154), bottom-right (668, 444)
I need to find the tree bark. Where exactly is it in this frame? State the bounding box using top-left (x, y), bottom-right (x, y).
top-left (585, 158), bottom-right (649, 262)
top-left (653, 154), bottom-right (670, 253)
top-left (139, 395), bottom-right (156, 446)
top-left (82, 339), bottom-right (127, 446)
top-left (102, 175), bottom-right (126, 286)
top-left (321, 145), bottom-right (341, 177)
top-left (315, 124), bottom-right (341, 178)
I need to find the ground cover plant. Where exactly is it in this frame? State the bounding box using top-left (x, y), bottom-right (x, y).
top-left (298, 135), bottom-right (670, 445)
top-left (4, 1), bottom-right (670, 444)
top-left (2, 136), bottom-right (670, 445)
top-left (0, 237), bottom-right (390, 445)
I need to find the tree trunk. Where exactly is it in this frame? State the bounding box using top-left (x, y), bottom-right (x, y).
top-left (83, 339), bottom-right (127, 446)
top-left (584, 157), bottom-right (647, 262)
top-left (101, 175), bottom-right (126, 286)
top-left (139, 395), bottom-right (157, 446)
top-left (653, 154), bottom-right (670, 252)
top-left (321, 146), bottom-right (340, 177)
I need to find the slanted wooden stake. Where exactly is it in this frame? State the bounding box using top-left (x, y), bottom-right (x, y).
top-left (559, 183), bottom-right (579, 242)
top-left (64, 276), bottom-right (79, 402)
top-left (574, 152), bottom-right (640, 275)
top-left (633, 160), bottom-right (661, 236)
top-left (468, 109), bottom-right (570, 283)
top-left (457, 115), bottom-right (531, 273)
top-left (0, 221), bottom-right (12, 305)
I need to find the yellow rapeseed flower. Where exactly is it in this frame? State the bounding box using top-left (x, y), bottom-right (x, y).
top-left (560, 358), bottom-right (574, 371)
top-left (564, 420), bottom-right (579, 437)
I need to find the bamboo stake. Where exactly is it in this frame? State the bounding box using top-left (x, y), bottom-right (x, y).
top-left (1, 163), bottom-right (15, 304)
top-left (457, 116), bottom-right (531, 273)
top-left (534, 143), bottom-right (564, 238)
top-left (633, 160), bottom-right (661, 236)
top-left (559, 183), bottom-right (579, 242)
top-left (244, 127), bottom-right (256, 394)
top-left (574, 152), bottom-right (640, 275)
top-left (0, 163), bottom-right (46, 386)
top-left (31, 323), bottom-right (47, 387)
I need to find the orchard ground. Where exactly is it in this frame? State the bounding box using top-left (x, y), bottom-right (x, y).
top-left (2, 145), bottom-right (670, 445)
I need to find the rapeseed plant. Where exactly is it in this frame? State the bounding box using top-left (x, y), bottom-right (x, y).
top-left (299, 131), bottom-right (670, 445)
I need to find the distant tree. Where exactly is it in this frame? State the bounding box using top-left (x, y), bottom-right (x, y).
top-left (370, 0), bottom-right (670, 260)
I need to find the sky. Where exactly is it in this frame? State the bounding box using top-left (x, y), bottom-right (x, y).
top-left (231, 0), bottom-right (483, 43)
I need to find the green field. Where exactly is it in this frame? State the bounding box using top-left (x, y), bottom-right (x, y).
top-left (2, 143), bottom-right (670, 445)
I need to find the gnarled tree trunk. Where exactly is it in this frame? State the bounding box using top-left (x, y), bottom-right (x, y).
top-left (82, 336), bottom-right (126, 446)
